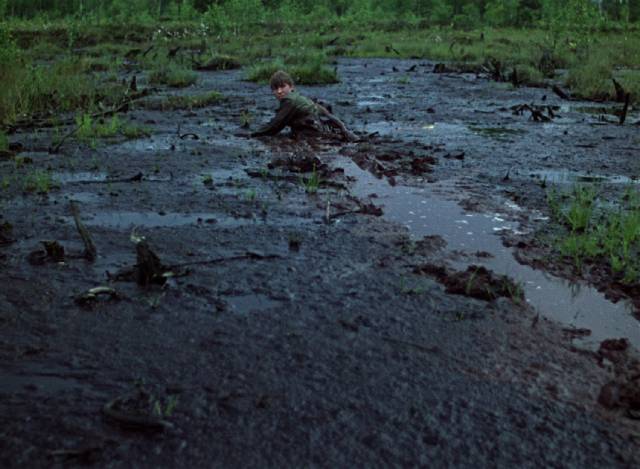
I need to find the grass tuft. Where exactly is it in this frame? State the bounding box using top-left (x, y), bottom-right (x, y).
top-left (149, 62), bottom-right (197, 88)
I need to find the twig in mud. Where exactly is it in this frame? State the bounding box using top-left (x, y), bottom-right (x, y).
top-left (552, 85), bottom-right (571, 101)
top-left (103, 395), bottom-right (173, 432)
top-left (612, 78), bottom-right (627, 103)
top-left (70, 201), bottom-right (97, 262)
top-left (179, 132), bottom-right (200, 140)
top-left (72, 172), bottom-right (173, 184)
top-left (141, 44), bottom-right (154, 57)
top-left (620, 93), bottom-right (631, 125)
top-left (49, 125), bottom-right (80, 154)
top-left (168, 252), bottom-right (282, 269)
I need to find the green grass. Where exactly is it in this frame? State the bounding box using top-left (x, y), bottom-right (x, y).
top-left (0, 131), bottom-right (8, 151)
top-left (148, 62), bottom-right (198, 88)
top-left (194, 53), bottom-right (241, 70)
top-left (547, 184), bottom-right (640, 283)
top-left (302, 164), bottom-right (320, 194)
top-left (23, 169), bottom-right (58, 193)
top-left (3, 18), bottom-right (640, 127)
top-left (75, 113), bottom-right (150, 144)
top-left (246, 51), bottom-right (338, 85)
top-left (139, 91), bottom-right (223, 111)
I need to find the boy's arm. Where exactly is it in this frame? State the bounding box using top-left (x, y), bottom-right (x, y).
top-left (315, 104), bottom-right (357, 141)
top-left (251, 100), bottom-right (296, 137)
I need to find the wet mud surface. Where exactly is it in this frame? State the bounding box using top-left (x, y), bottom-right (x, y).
top-left (1, 59), bottom-right (640, 466)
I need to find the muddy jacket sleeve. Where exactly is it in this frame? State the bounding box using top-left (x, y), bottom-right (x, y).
top-left (251, 99), bottom-right (297, 137)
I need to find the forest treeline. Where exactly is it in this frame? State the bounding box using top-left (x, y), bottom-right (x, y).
top-left (2, 0), bottom-right (640, 28)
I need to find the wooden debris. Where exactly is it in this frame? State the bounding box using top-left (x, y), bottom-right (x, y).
top-left (385, 45), bottom-right (401, 55)
top-left (612, 78), bottom-right (627, 103)
top-left (70, 201), bottom-right (97, 262)
top-left (75, 286), bottom-right (121, 306)
top-left (552, 85), bottom-right (571, 101)
top-left (168, 251), bottom-right (281, 269)
top-left (511, 103), bottom-right (554, 122)
top-left (27, 240), bottom-right (65, 265)
top-left (103, 391), bottom-right (173, 432)
top-left (620, 93), bottom-right (631, 125)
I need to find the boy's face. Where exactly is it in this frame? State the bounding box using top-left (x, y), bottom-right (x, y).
top-left (272, 83), bottom-right (294, 101)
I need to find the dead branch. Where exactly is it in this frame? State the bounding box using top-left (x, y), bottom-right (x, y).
top-left (70, 201), bottom-right (97, 262)
top-left (552, 85), bottom-right (571, 100)
top-left (620, 93), bottom-right (631, 125)
top-left (168, 252), bottom-right (281, 269)
top-left (612, 78), bottom-right (626, 103)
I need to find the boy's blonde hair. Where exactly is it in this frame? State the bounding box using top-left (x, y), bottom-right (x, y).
top-left (270, 70), bottom-right (294, 89)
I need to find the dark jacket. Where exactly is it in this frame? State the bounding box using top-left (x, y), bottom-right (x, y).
top-left (251, 91), bottom-right (323, 137)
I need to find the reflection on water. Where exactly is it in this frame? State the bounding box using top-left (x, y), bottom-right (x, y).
top-left (339, 158), bottom-right (640, 350)
top-left (527, 169), bottom-right (640, 185)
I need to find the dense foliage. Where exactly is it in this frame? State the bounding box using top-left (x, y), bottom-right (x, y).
top-left (3, 0), bottom-right (640, 27)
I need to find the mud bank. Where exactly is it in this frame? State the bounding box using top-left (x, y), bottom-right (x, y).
top-left (1, 58), bottom-right (639, 467)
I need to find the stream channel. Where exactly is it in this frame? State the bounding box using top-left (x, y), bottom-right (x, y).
top-left (338, 158), bottom-right (640, 350)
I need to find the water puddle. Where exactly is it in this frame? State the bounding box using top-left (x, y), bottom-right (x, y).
top-left (573, 106), bottom-right (620, 116)
top-left (55, 171), bottom-right (108, 183)
top-left (63, 209), bottom-right (312, 230)
top-left (225, 294), bottom-right (280, 313)
top-left (357, 94), bottom-right (387, 107)
top-left (111, 134), bottom-right (172, 152)
top-left (339, 159), bottom-right (640, 350)
top-left (363, 121), bottom-right (472, 141)
top-left (527, 170), bottom-right (640, 185)
top-left (54, 191), bottom-right (102, 203)
top-left (64, 211), bottom-right (242, 229)
top-left (469, 126), bottom-right (527, 141)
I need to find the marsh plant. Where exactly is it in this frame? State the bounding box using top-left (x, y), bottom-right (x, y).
top-left (547, 184), bottom-right (640, 283)
top-left (23, 169), bottom-right (58, 194)
top-left (0, 131), bottom-right (8, 151)
top-left (75, 113), bottom-right (149, 144)
top-left (302, 164), bottom-right (320, 194)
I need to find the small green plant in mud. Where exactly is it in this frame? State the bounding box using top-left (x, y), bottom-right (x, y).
top-left (503, 277), bottom-right (525, 305)
top-left (397, 75), bottom-right (410, 85)
top-left (202, 174), bottom-right (214, 187)
top-left (153, 395), bottom-right (179, 418)
top-left (245, 188), bottom-right (257, 201)
top-left (13, 156), bottom-right (32, 168)
top-left (398, 276), bottom-right (426, 295)
top-left (240, 109), bottom-right (253, 128)
top-left (302, 164), bottom-right (320, 194)
top-left (546, 184), bottom-right (640, 283)
top-left (121, 124), bottom-right (151, 139)
top-left (23, 169), bottom-right (58, 194)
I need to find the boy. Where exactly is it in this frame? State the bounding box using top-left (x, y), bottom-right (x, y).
top-left (251, 70), bottom-right (356, 141)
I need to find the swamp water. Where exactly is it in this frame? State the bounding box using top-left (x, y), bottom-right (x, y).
top-left (338, 159), bottom-right (640, 350)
